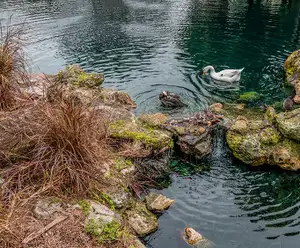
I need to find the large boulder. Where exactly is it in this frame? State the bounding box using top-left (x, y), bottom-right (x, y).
top-left (284, 50), bottom-right (300, 103)
top-left (226, 113), bottom-right (300, 171)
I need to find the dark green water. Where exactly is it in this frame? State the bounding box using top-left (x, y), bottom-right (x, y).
top-left (1, 0), bottom-right (300, 247)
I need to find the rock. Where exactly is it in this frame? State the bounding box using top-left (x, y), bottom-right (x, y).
top-left (183, 227), bottom-right (215, 248)
top-left (284, 50), bottom-right (300, 103)
top-left (283, 96), bottom-right (294, 111)
top-left (145, 193), bottom-right (175, 211)
top-left (138, 113), bottom-right (168, 128)
top-left (85, 201), bottom-right (120, 224)
top-left (110, 120), bottom-right (173, 150)
top-left (103, 188), bottom-right (131, 209)
top-left (277, 108), bottom-right (300, 141)
top-left (226, 113), bottom-right (300, 170)
top-left (230, 116), bottom-right (248, 134)
top-left (209, 103), bottom-right (223, 113)
top-left (264, 106), bottom-right (276, 124)
top-left (238, 91), bottom-right (260, 103)
top-left (133, 238), bottom-right (147, 248)
top-left (126, 201), bottom-right (158, 237)
top-left (57, 64), bottom-right (104, 88)
top-left (34, 198), bottom-right (63, 219)
top-left (162, 110), bottom-right (222, 158)
top-left (99, 88), bottom-right (136, 110)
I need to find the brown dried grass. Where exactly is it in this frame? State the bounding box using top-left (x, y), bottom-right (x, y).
top-left (0, 92), bottom-right (111, 202)
top-left (0, 24), bottom-right (30, 110)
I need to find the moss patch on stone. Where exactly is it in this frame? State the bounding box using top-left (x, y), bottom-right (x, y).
top-left (110, 120), bottom-right (173, 150)
top-left (57, 65), bottom-right (104, 88)
top-left (238, 91), bottom-right (260, 103)
top-left (78, 200), bottom-right (91, 216)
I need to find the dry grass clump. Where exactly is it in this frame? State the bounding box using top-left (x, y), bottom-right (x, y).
top-left (0, 24), bottom-right (29, 110)
top-left (0, 92), bottom-right (111, 201)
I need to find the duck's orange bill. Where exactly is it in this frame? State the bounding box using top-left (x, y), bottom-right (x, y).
top-left (202, 71), bottom-right (206, 75)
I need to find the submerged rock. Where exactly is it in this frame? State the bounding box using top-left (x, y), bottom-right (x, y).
top-left (126, 201), bottom-right (158, 237)
top-left (238, 91), bottom-right (260, 103)
top-left (284, 50), bottom-right (300, 103)
top-left (145, 193), bottom-right (175, 211)
top-left (183, 227), bottom-right (215, 248)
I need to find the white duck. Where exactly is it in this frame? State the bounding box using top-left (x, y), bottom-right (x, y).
top-left (202, 66), bottom-right (244, 83)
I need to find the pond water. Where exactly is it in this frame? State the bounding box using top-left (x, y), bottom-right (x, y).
top-left (1, 0), bottom-right (300, 247)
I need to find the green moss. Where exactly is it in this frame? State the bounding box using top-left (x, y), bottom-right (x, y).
top-left (260, 127), bottom-right (280, 145)
top-left (78, 200), bottom-right (91, 216)
top-left (92, 192), bottom-right (115, 210)
top-left (281, 138), bottom-right (300, 157)
top-left (114, 159), bottom-right (133, 170)
top-left (238, 91), bottom-right (260, 103)
top-left (85, 219), bottom-right (135, 245)
top-left (110, 120), bottom-right (173, 150)
top-left (85, 219), bottom-right (121, 244)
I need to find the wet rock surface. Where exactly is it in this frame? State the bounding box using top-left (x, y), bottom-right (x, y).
top-left (145, 193), bottom-right (175, 212)
top-left (284, 49), bottom-right (300, 103)
top-left (183, 227), bottom-right (215, 248)
top-left (226, 108), bottom-right (300, 170)
top-left (163, 110), bottom-right (222, 158)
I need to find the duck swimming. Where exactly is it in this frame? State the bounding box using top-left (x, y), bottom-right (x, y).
top-left (202, 66), bottom-right (244, 83)
top-left (159, 91), bottom-right (186, 108)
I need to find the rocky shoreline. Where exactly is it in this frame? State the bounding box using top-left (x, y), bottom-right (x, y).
top-left (2, 45), bottom-right (300, 247)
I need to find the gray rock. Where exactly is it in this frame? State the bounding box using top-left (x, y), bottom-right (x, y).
top-left (277, 108), bottom-right (300, 141)
top-left (126, 201), bottom-right (158, 237)
top-left (34, 198), bottom-right (63, 219)
top-left (87, 201), bottom-right (120, 224)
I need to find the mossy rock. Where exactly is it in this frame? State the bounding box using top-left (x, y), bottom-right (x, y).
top-left (57, 65), bottom-right (104, 88)
top-left (138, 113), bottom-right (168, 128)
top-left (284, 49), bottom-right (300, 86)
top-left (276, 108), bottom-right (300, 142)
top-left (125, 201), bottom-right (158, 237)
top-left (238, 91), bottom-right (260, 103)
top-left (110, 120), bottom-right (173, 150)
top-left (226, 114), bottom-right (300, 170)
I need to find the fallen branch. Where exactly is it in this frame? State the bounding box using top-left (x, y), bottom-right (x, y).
top-left (22, 215), bottom-right (68, 245)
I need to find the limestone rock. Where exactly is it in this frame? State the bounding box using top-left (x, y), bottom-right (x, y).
top-left (183, 227), bottom-right (215, 248)
top-left (110, 120), bottom-right (173, 150)
top-left (284, 50), bottom-right (300, 103)
top-left (57, 64), bottom-right (104, 88)
top-left (34, 198), bottom-right (63, 219)
top-left (226, 114), bottom-right (300, 171)
top-left (145, 193), bottom-right (175, 211)
top-left (126, 201), bottom-right (158, 237)
top-left (86, 201), bottom-right (120, 224)
top-left (276, 108), bottom-right (300, 141)
top-left (104, 188), bottom-right (131, 209)
top-left (138, 113), bottom-right (168, 128)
